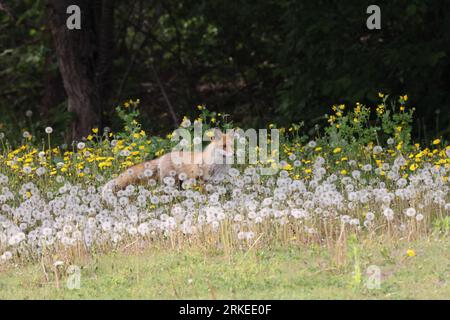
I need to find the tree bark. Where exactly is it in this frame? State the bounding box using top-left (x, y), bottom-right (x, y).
top-left (40, 52), bottom-right (66, 118)
top-left (47, 0), bottom-right (114, 141)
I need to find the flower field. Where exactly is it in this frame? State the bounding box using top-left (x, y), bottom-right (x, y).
top-left (0, 95), bottom-right (449, 270)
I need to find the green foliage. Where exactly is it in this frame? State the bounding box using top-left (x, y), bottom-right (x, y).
top-left (1, 1), bottom-right (449, 144)
top-left (0, 1), bottom-right (50, 141)
top-left (432, 217), bottom-right (450, 236)
top-left (321, 95), bottom-right (415, 155)
top-left (277, 1), bottom-right (450, 139)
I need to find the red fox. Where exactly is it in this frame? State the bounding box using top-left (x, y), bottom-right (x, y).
top-left (101, 128), bottom-right (235, 198)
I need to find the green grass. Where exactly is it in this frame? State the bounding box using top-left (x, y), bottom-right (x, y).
top-left (0, 237), bottom-right (448, 299)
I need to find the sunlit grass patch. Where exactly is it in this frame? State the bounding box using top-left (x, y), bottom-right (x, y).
top-left (0, 237), bottom-right (448, 299)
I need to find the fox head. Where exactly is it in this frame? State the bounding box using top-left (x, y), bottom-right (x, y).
top-left (208, 128), bottom-right (235, 164)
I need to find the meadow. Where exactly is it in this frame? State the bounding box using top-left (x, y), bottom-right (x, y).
top-left (0, 94), bottom-right (449, 299)
top-left (1, 239), bottom-right (448, 299)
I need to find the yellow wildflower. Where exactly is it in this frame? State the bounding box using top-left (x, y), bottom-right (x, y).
top-left (327, 115), bottom-right (336, 124)
top-left (155, 149), bottom-right (165, 157)
top-left (406, 249), bottom-right (415, 257)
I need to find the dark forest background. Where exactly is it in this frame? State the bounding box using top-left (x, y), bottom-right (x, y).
top-left (1, 0), bottom-right (449, 143)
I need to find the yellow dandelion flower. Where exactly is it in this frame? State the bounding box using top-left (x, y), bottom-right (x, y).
top-left (327, 115), bottom-right (336, 124)
top-left (406, 249), bottom-right (415, 257)
top-left (376, 104), bottom-right (385, 115)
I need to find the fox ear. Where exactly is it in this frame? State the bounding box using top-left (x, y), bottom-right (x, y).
top-left (213, 128), bottom-right (223, 140)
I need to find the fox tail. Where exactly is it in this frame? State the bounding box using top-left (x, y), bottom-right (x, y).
top-left (100, 159), bottom-right (161, 202)
top-left (101, 178), bottom-right (117, 202)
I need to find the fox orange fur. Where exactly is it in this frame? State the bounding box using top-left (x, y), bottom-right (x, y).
top-left (101, 128), bottom-right (235, 198)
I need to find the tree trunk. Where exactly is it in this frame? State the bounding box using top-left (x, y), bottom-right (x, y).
top-left (40, 5), bottom-right (68, 124)
top-left (40, 43), bottom-right (66, 118)
top-left (47, 0), bottom-right (113, 141)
